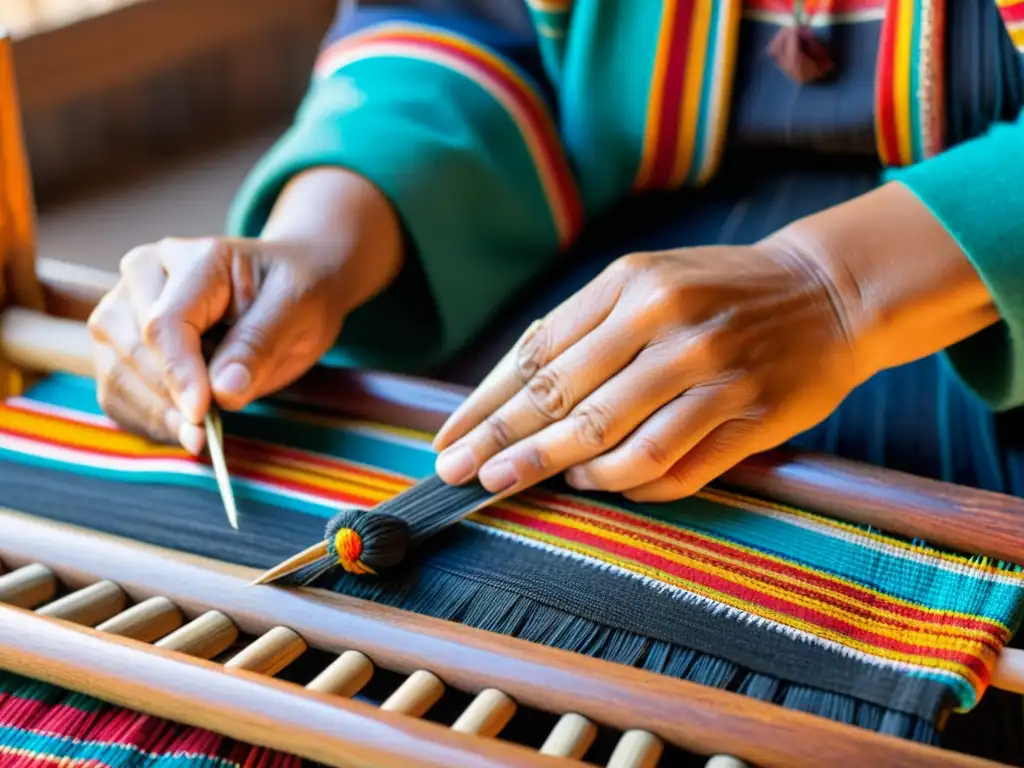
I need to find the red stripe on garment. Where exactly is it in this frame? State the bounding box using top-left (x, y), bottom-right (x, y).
top-left (647, 1), bottom-right (696, 189)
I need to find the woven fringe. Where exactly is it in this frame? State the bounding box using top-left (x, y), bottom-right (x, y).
top-left (315, 566), bottom-right (942, 744)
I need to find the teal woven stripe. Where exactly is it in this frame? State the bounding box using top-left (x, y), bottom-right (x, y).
top-left (14, 374), bottom-right (1024, 626)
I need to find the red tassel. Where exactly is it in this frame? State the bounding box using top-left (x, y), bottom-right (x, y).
top-left (769, 24), bottom-right (834, 83)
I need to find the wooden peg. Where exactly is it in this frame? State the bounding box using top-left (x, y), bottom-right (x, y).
top-left (36, 580), bottom-right (125, 626)
top-left (224, 626), bottom-right (307, 676)
top-left (451, 688), bottom-right (517, 737)
top-left (155, 610), bottom-right (238, 659)
top-left (540, 713), bottom-right (597, 759)
top-left (96, 596), bottom-right (184, 643)
top-left (607, 730), bottom-right (663, 768)
top-left (0, 563), bottom-right (56, 608)
top-left (380, 669), bottom-right (445, 717)
top-left (306, 650), bottom-right (375, 698)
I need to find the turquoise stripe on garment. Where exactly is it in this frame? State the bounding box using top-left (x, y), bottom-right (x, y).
top-left (908, 0), bottom-right (923, 162)
top-left (17, 375), bottom-right (1024, 626)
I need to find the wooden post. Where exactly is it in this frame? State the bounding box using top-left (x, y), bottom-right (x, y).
top-left (0, 28), bottom-right (43, 398)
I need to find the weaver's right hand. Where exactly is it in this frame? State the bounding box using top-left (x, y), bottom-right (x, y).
top-left (86, 168), bottom-right (403, 454)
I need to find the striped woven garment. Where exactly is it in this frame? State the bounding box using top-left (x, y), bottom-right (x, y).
top-left (0, 373), bottom-right (1022, 764)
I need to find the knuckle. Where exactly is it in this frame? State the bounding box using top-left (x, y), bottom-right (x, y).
top-left (520, 444), bottom-right (555, 474)
top-left (227, 323), bottom-right (273, 360)
top-left (613, 251), bottom-right (655, 276)
top-left (525, 368), bottom-right (572, 420)
top-left (484, 414), bottom-right (514, 450)
top-left (141, 312), bottom-right (174, 348)
top-left (119, 246), bottom-right (150, 275)
top-left (572, 403), bottom-right (614, 448)
top-left (516, 320), bottom-right (549, 381)
top-left (632, 436), bottom-right (672, 470)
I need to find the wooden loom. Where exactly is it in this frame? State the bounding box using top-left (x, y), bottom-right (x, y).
top-left (1, 31), bottom-right (1024, 768)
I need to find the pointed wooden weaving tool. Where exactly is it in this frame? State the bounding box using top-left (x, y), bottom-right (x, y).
top-left (250, 475), bottom-right (505, 586)
top-left (204, 404), bottom-right (238, 530)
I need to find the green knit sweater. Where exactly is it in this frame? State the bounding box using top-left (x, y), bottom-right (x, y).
top-left (226, 11), bottom-right (1024, 412)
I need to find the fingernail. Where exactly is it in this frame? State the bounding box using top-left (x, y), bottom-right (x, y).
top-left (179, 422), bottom-right (205, 456)
top-left (435, 445), bottom-right (476, 485)
top-left (479, 460), bottom-right (518, 494)
top-left (213, 363), bottom-right (251, 399)
top-left (565, 467), bottom-right (595, 491)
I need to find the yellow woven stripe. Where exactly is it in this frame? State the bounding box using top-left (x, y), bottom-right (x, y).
top-left (518, 495), bottom-right (1010, 641)
top-left (669, 0), bottom-right (712, 186)
top-left (481, 502), bottom-right (1003, 651)
top-left (479, 515), bottom-right (992, 688)
top-left (703, 486), bottom-right (1024, 581)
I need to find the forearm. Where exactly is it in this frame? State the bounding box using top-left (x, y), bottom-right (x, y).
top-left (260, 167), bottom-right (404, 317)
top-left (763, 181), bottom-right (1000, 381)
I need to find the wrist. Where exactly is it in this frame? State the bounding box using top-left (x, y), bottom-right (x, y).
top-left (761, 182), bottom-right (1000, 378)
top-left (261, 167), bottom-right (405, 313)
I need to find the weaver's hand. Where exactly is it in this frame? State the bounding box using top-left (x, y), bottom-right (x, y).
top-left (87, 168), bottom-right (402, 454)
top-left (433, 182), bottom-right (1001, 502)
top-left (432, 242), bottom-right (866, 502)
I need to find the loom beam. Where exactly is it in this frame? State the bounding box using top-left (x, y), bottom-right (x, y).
top-left (0, 507), bottom-right (1012, 768)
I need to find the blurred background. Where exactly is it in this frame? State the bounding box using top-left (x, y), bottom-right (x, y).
top-left (1, 0), bottom-right (336, 271)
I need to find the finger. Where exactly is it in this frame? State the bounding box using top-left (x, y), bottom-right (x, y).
top-left (142, 240), bottom-right (233, 423)
top-left (208, 264), bottom-right (323, 410)
top-left (434, 312), bottom-right (650, 485)
top-left (564, 382), bottom-right (739, 493)
top-left (93, 342), bottom-right (205, 454)
top-left (88, 283), bottom-right (169, 398)
top-left (120, 245), bottom-right (167, 327)
top-left (623, 419), bottom-right (769, 503)
top-left (433, 266), bottom-right (628, 451)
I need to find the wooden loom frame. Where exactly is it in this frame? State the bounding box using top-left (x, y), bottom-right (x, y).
top-left (1, 30), bottom-right (1024, 768)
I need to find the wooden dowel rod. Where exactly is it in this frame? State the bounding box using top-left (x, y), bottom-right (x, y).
top-left (381, 670), bottom-right (446, 718)
top-left (450, 688), bottom-right (517, 738)
top-left (225, 626), bottom-right (307, 676)
top-left (0, 603), bottom-right (577, 768)
top-left (992, 649), bottom-right (1024, 694)
top-left (306, 650), bottom-right (374, 698)
top-left (0, 562), bottom-right (56, 608)
top-left (540, 713), bottom-right (597, 759)
top-left (607, 730), bottom-right (663, 768)
top-left (36, 579), bottom-right (125, 626)
top-left (96, 596), bottom-right (183, 643)
top-left (5, 304), bottom-right (1022, 565)
top-left (0, 510), bottom-right (1008, 768)
top-left (155, 610), bottom-right (238, 659)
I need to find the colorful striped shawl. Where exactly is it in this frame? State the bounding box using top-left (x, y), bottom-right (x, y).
top-left (1, 374), bottom-right (1022, 745)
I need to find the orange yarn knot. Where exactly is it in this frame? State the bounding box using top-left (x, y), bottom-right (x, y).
top-left (333, 527), bottom-right (370, 574)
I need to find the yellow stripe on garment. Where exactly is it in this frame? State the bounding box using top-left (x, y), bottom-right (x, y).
top-left (670, 0), bottom-right (713, 186)
top-left (635, 0), bottom-right (679, 188)
top-left (891, 0), bottom-right (915, 164)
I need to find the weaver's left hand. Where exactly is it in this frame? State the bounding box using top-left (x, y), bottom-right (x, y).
top-left (432, 243), bottom-right (867, 502)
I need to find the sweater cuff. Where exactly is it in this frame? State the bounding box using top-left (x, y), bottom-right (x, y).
top-left (227, 25), bottom-right (581, 373)
top-left (887, 116), bottom-right (1024, 411)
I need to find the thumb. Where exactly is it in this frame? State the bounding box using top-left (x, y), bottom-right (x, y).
top-left (207, 264), bottom-right (335, 411)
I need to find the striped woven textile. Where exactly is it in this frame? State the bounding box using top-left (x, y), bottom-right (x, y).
top-left (1, 373), bottom-right (1022, 750)
top-left (0, 674), bottom-right (300, 767)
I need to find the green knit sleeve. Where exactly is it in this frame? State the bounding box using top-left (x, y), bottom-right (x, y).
top-left (226, 22), bottom-right (582, 373)
top-left (887, 112), bottom-right (1024, 411)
